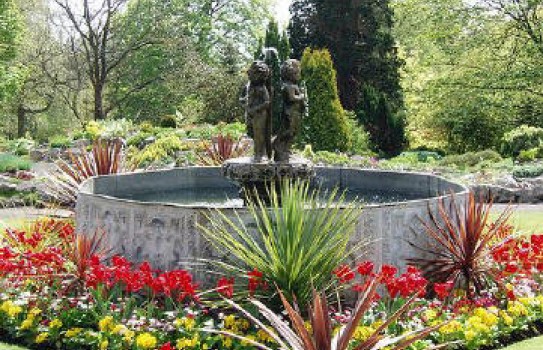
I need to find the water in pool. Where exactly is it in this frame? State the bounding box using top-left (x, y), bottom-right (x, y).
top-left (119, 187), bottom-right (418, 207)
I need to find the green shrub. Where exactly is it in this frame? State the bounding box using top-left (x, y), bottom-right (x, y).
top-left (159, 115), bottom-right (177, 128)
top-left (300, 48), bottom-right (351, 152)
top-left (130, 134), bottom-right (185, 168)
top-left (439, 149), bottom-right (502, 168)
top-left (346, 112), bottom-right (372, 155)
top-left (518, 148), bottom-right (539, 163)
top-left (311, 151), bottom-right (352, 165)
top-left (0, 153), bottom-right (32, 172)
top-left (513, 165), bottom-right (543, 178)
top-left (126, 132), bottom-right (154, 148)
top-left (501, 125), bottom-right (543, 158)
top-left (101, 118), bottom-right (135, 139)
top-left (5, 138), bottom-right (35, 156)
top-left (49, 135), bottom-right (72, 149)
top-left (356, 84), bottom-right (407, 157)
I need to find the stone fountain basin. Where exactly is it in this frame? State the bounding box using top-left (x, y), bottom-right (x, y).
top-left (75, 166), bottom-right (468, 280)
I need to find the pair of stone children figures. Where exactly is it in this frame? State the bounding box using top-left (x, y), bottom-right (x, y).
top-left (242, 58), bottom-right (307, 163)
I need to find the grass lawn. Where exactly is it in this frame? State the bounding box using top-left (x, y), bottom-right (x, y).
top-left (501, 336), bottom-right (543, 350)
top-left (0, 343), bottom-right (27, 350)
top-left (491, 204), bottom-right (543, 235)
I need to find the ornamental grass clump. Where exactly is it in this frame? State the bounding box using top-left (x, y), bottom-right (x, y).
top-left (408, 192), bottom-right (513, 298)
top-left (200, 180), bottom-right (363, 307)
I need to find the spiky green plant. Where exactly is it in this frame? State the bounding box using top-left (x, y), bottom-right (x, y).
top-left (199, 180), bottom-right (363, 306)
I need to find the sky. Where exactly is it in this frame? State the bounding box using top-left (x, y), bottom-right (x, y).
top-left (273, 0), bottom-right (292, 27)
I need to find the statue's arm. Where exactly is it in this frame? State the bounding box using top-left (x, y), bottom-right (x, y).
top-left (286, 85), bottom-right (305, 102)
top-left (248, 88), bottom-right (271, 114)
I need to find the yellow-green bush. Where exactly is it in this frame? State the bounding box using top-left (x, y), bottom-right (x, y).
top-left (300, 49), bottom-right (351, 152)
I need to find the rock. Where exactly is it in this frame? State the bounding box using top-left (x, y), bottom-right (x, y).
top-left (29, 149), bottom-right (48, 162)
top-left (0, 176), bottom-right (17, 192)
top-left (495, 175), bottom-right (520, 188)
top-left (470, 184), bottom-right (519, 203)
top-left (15, 180), bottom-right (38, 193)
top-left (73, 139), bottom-right (90, 149)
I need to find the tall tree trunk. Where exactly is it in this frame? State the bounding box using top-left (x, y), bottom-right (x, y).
top-left (94, 84), bottom-right (105, 120)
top-left (17, 104), bottom-right (27, 138)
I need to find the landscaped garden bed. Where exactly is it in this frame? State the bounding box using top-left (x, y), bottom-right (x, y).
top-left (0, 184), bottom-right (543, 350)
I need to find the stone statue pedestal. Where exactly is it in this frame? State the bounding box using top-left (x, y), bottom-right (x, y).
top-left (222, 156), bottom-right (315, 205)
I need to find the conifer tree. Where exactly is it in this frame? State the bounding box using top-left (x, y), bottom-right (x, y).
top-left (300, 48), bottom-right (350, 152)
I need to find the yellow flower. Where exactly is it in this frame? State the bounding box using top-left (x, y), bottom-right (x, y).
top-left (257, 329), bottom-right (274, 343)
top-left (224, 315), bottom-right (236, 329)
top-left (353, 326), bottom-right (376, 341)
top-left (100, 340), bottom-right (109, 350)
top-left (175, 317), bottom-right (195, 331)
top-left (236, 318), bottom-right (250, 331)
top-left (508, 301), bottom-right (528, 317)
top-left (222, 335), bottom-right (233, 348)
top-left (99, 315), bottom-right (115, 332)
top-left (241, 335), bottom-right (256, 346)
top-left (464, 330), bottom-right (477, 341)
top-left (50, 318), bottom-right (63, 329)
top-left (123, 330), bottom-right (135, 343)
top-left (424, 309), bottom-right (437, 321)
top-left (65, 327), bottom-right (83, 338)
top-left (113, 324), bottom-right (128, 335)
top-left (439, 320), bottom-right (462, 335)
top-left (176, 335), bottom-right (199, 349)
top-left (29, 308), bottom-right (42, 318)
top-left (136, 333), bottom-right (157, 349)
top-left (500, 311), bottom-right (514, 326)
top-left (8, 305), bottom-right (22, 318)
top-left (20, 318), bottom-right (34, 330)
top-left (35, 332), bottom-right (49, 344)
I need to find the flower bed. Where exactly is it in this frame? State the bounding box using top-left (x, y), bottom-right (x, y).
top-left (1, 219), bottom-right (543, 349)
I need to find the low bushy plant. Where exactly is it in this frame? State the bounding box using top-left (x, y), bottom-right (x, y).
top-left (130, 134), bottom-right (186, 168)
top-left (439, 149), bottom-right (502, 169)
top-left (49, 135), bottom-right (72, 149)
top-left (5, 138), bottom-right (35, 156)
top-left (0, 153), bottom-right (32, 173)
top-left (518, 148), bottom-right (539, 162)
top-left (159, 115), bottom-right (177, 128)
top-left (501, 125), bottom-right (543, 158)
top-left (513, 164), bottom-right (543, 178)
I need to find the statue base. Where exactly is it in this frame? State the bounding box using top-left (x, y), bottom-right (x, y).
top-left (222, 156), bottom-right (315, 205)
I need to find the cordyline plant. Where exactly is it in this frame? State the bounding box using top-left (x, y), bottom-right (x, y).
top-left (199, 180), bottom-right (363, 307)
top-left (46, 138), bottom-right (127, 206)
top-left (199, 134), bottom-right (250, 165)
top-left (408, 191), bottom-right (513, 298)
top-left (204, 279), bottom-right (448, 350)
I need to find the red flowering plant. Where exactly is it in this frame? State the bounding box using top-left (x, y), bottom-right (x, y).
top-left (0, 219), bottom-right (75, 292)
top-left (490, 233), bottom-right (543, 301)
top-left (333, 261), bottom-right (430, 317)
top-left (85, 255), bottom-right (199, 314)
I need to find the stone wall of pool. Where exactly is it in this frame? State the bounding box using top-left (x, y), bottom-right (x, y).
top-left (75, 167), bottom-right (468, 285)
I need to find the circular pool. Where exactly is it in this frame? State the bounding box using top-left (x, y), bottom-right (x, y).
top-left (75, 167), bottom-right (468, 281)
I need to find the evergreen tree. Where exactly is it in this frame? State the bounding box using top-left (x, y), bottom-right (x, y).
top-left (300, 48), bottom-right (350, 152)
top-left (278, 30), bottom-right (291, 61)
top-left (288, 0), bottom-right (407, 154)
top-left (288, 0), bottom-right (319, 59)
top-left (264, 20), bottom-right (280, 49)
top-left (357, 84), bottom-right (407, 156)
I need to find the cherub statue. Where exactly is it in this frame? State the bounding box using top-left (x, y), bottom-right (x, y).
top-left (273, 59), bottom-right (307, 162)
top-left (245, 61), bottom-right (272, 162)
